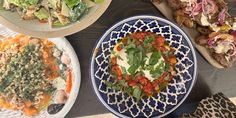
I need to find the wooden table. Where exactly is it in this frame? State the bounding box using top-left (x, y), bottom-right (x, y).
top-left (65, 0), bottom-right (236, 117)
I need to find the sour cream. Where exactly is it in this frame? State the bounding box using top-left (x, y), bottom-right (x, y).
top-left (114, 47), bottom-right (130, 71)
top-left (142, 53), bottom-right (165, 82)
top-left (112, 44), bottom-right (165, 82)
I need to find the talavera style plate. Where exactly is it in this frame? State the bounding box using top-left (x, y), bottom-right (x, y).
top-left (91, 15), bottom-right (198, 117)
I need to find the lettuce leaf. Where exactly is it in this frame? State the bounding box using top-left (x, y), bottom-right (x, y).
top-left (34, 8), bottom-right (49, 20)
top-left (64, 0), bottom-right (80, 8)
top-left (132, 86), bottom-right (141, 101)
top-left (53, 20), bottom-right (64, 27)
top-left (8, 0), bottom-right (39, 9)
top-left (69, 2), bottom-right (87, 22)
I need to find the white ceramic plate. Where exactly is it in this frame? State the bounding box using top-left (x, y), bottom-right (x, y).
top-left (0, 0), bottom-right (111, 38)
top-left (0, 24), bottom-right (81, 118)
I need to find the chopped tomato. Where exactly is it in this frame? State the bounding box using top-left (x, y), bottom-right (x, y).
top-left (135, 40), bottom-right (141, 46)
top-left (111, 66), bottom-right (122, 77)
top-left (139, 77), bottom-right (148, 85)
top-left (155, 35), bottom-right (165, 47)
top-left (117, 76), bottom-right (123, 80)
top-left (141, 32), bottom-right (146, 37)
top-left (169, 55), bottom-right (177, 65)
top-left (111, 66), bottom-right (117, 74)
top-left (170, 47), bottom-right (175, 52)
top-left (159, 72), bottom-right (168, 83)
top-left (111, 57), bottom-right (117, 65)
top-left (116, 45), bottom-right (122, 51)
top-left (143, 83), bottom-right (153, 96)
top-left (169, 75), bottom-right (174, 81)
top-left (116, 67), bottom-right (122, 77)
top-left (135, 75), bottom-right (143, 81)
top-left (128, 80), bottom-right (137, 87)
top-left (162, 54), bottom-right (168, 61)
top-left (154, 46), bottom-right (166, 51)
top-left (140, 32), bottom-right (146, 41)
top-left (146, 32), bottom-right (152, 35)
top-left (124, 75), bottom-right (132, 81)
top-left (134, 32), bottom-right (145, 40)
top-left (152, 79), bottom-right (159, 88)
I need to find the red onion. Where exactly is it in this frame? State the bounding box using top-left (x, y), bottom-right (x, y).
top-left (229, 43), bottom-right (236, 56)
top-left (193, 3), bottom-right (202, 14)
top-left (203, 0), bottom-right (218, 15)
top-left (207, 38), bottom-right (215, 46)
top-left (185, 1), bottom-right (202, 17)
top-left (218, 9), bottom-right (226, 25)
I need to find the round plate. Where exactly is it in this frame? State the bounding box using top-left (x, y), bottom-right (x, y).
top-left (0, 0), bottom-right (111, 38)
top-left (91, 15), bottom-right (197, 117)
top-left (0, 24), bottom-right (81, 118)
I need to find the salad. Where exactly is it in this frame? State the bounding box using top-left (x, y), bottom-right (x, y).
top-left (0, 34), bottom-right (72, 116)
top-left (1, 0), bottom-right (102, 27)
top-left (106, 32), bottom-right (177, 101)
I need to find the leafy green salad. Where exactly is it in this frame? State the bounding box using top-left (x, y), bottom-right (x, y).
top-left (1, 0), bottom-right (103, 27)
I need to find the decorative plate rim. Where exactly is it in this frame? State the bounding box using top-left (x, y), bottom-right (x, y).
top-left (90, 15), bottom-right (198, 118)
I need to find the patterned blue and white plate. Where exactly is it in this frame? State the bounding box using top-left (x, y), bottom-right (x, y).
top-left (91, 15), bottom-right (197, 117)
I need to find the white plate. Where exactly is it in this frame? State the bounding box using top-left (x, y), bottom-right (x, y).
top-left (0, 0), bottom-right (111, 38)
top-left (0, 25), bottom-right (81, 118)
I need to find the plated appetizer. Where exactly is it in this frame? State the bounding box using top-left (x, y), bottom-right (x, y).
top-left (0, 34), bottom-right (72, 116)
top-left (107, 32), bottom-right (177, 100)
top-left (91, 15), bottom-right (197, 117)
top-left (1, 0), bottom-right (102, 27)
top-left (157, 0), bottom-right (236, 68)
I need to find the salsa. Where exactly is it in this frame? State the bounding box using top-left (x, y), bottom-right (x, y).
top-left (107, 32), bottom-right (177, 101)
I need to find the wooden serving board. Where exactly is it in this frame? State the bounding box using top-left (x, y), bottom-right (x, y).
top-left (152, 1), bottom-right (224, 68)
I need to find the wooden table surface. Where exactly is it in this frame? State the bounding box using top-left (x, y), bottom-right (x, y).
top-left (65, 0), bottom-right (236, 117)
